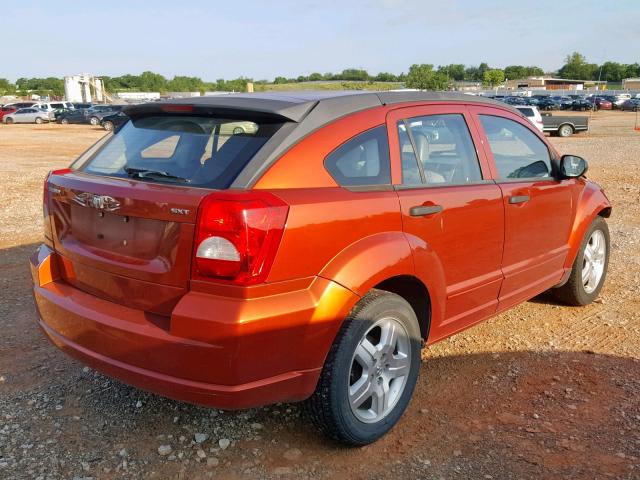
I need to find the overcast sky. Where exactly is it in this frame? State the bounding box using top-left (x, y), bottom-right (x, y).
top-left (3, 0), bottom-right (638, 81)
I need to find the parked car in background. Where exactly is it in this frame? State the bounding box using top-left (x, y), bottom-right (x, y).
top-left (0, 105), bottom-right (17, 122)
top-left (32, 92), bottom-right (611, 445)
top-left (542, 114), bottom-right (589, 137)
top-left (32, 101), bottom-right (75, 113)
top-left (537, 97), bottom-right (562, 110)
top-left (56, 109), bottom-right (91, 124)
top-left (86, 105), bottom-right (123, 125)
top-left (503, 96), bottom-right (528, 106)
top-left (612, 94), bottom-right (631, 107)
top-left (3, 107), bottom-right (54, 124)
top-left (72, 102), bottom-right (93, 110)
top-left (620, 99), bottom-right (640, 111)
top-left (572, 98), bottom-right (595, 111)
top-left (52, 108), bottom-right (77, 120)
top-left (514, 105), bottom-right (544, 133)
top-left (88, 107), bottom-right (124, 126)
top-left (100, 111), bottom-right (128, 131)
top-left (4, 101), bottom-right (37, 109)
top-left (550, 96), bottom-right (574, 110)
top-left (593, 97), bottom-right (613, 110)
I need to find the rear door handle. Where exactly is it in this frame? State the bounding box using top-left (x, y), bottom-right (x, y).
top-left (409, 205), bottom-right (443, 216)
top-left (509, 195), bottom-right (530, 204)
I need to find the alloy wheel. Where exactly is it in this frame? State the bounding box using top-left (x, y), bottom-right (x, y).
top-left (582, 229), bottom-right (606, 294)
top-left (348, 317), bottom-right (411, 423)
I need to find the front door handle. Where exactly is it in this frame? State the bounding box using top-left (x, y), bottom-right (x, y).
top-left (509, 195), bottom-right (530, 204)
top-left (409, 205), bottom-right (443, 216)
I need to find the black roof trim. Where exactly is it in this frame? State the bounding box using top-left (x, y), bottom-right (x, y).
top-left (124, 91), bottom-right (516, 124)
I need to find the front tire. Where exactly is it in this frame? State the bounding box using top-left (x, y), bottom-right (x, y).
top-left (554, 216), bottom-right (609, 306)
top-left (102, 121), bottom-right (114, 131)
top-left (89, 116), bottom-right (99, 125)
top-left (35, 117), bottom-right (43, 124)
top-left (305, 289), bottom-right (421, 445)
top-left (61, 118), bottom-right (69, 125)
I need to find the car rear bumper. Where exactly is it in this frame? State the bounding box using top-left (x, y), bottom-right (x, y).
top-left (31, 245), bottom-right (356, 409)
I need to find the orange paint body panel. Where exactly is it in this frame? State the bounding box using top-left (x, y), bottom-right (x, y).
top-left (31, 95), bottom-right (611, 410)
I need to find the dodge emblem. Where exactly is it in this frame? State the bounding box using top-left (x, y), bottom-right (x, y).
top-left (73, 192), bottom-right (121, 212)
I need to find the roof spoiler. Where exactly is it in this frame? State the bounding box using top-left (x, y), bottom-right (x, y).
top-left (123, 98), bottom-right (318, 123)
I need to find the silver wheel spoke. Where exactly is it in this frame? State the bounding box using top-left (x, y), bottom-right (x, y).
top-left (582, 262), bottom-right (592, 284)
top-left (588, 266), bottom-right (598, 288)
top-left (379, 319), bottom-right (398, 353)
top-left (354, 339), bottom-right (376, 369)
top-left (386, 354), bottom-right (410, 379)
top-left (349, 376), bottom-right (373, 408)
top-left (372, 381), bottom-right (390, 417)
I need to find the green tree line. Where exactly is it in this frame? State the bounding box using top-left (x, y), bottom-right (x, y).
top-left (1, 53), bottom-right (638, 97)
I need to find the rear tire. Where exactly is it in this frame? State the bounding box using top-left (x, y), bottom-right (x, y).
top-left (102, 121), bottom-right (114, 131)
top-left (554, 216), bottom-right (609, 306)
top-left (558, 124), bottom-right (574, 137)
top-left (305, 289), bottom-right (422, 445)
top-left (61, 118), bottom-right (69, 125)
top-left (5, 118), bottom-right (13, 124)
top-left (89, 116), bottom-right (99, 125)
top-left (35, 117), bottom-right (43, 124)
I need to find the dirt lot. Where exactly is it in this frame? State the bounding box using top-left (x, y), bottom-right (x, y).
top-left (1, 113), bottom-right (639, 479)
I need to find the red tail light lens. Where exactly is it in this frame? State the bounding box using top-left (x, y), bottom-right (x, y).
top-left (193, 191), bottom-right (289, 285)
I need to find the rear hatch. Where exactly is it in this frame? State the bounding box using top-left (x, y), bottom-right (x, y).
top-left (45, 110), bottom-right (287, 315)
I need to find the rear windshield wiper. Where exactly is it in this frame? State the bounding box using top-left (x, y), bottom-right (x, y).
top-left (124, 167), bottom-right (190, 183)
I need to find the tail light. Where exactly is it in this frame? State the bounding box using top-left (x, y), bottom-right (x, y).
top-left (192, 191), bottom-right (289, 286)
top-left (43, 168), bottom-right (72, 245)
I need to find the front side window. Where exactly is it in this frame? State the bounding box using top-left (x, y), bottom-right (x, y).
top-left (479, 115), bottom-right (552, 180)
top-left (324, 126), bottom-right (391, 187)
top-left (397, 114), bottom-right (482, 185)
top-left (77, 115), bottom-right (284, 188)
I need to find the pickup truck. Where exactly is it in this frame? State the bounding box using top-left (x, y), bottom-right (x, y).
top-left (541, 113), bottom-right (589, 137)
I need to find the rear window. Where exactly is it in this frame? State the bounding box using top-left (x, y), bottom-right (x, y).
top-left (77, 115), bottom-right (283, 188)
top-left (324, 126), bottom-right (391, 187)
top-left (517, 108), bottom-right (534, 117)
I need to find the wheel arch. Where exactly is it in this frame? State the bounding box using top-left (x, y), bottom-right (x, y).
top-left (373, 275), bottom-right (431, 341)
top-left (564, 182), bottom-right (612, 269)
top-left (318, 231), bottom-right (446, 342)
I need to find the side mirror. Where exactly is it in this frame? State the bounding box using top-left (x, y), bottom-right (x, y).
top-left (560, 155), bottom-right (588, 178)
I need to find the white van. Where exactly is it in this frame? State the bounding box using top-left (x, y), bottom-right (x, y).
top-left (31, 101), bottom-right (75, 112)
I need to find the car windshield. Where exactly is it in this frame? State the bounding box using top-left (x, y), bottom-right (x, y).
top-left (77, 115), bottom-right (284, 188)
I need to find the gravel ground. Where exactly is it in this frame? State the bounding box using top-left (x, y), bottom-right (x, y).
top-left (0, 113), bottom-right (639, 479)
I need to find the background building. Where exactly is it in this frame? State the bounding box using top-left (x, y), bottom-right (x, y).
top-left (504, 76), bottom-right (606, 90)
top-left (622, 78), bottom-right (640, 90)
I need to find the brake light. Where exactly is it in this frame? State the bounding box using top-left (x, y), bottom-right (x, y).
top-left (193, 191), bottom-right (289, 285)
top-left (161, 104), bottom-right (194, 113)
top-left (43, 168), bottom-right (72, 245)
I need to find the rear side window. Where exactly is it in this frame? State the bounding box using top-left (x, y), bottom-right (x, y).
top-left (479, 115), bottom-right (552, 180)
top-left (398, 114), bottom-right (483, 185)
top-left (518, 108), bottom-right (534, 117)
top-left (78, 115), bottom-right (284, 189)
top-left (324, 126), bottom-right (390, 187)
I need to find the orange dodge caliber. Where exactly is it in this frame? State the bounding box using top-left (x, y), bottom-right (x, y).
top-left (31, 92), bottom-right (611, 444)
